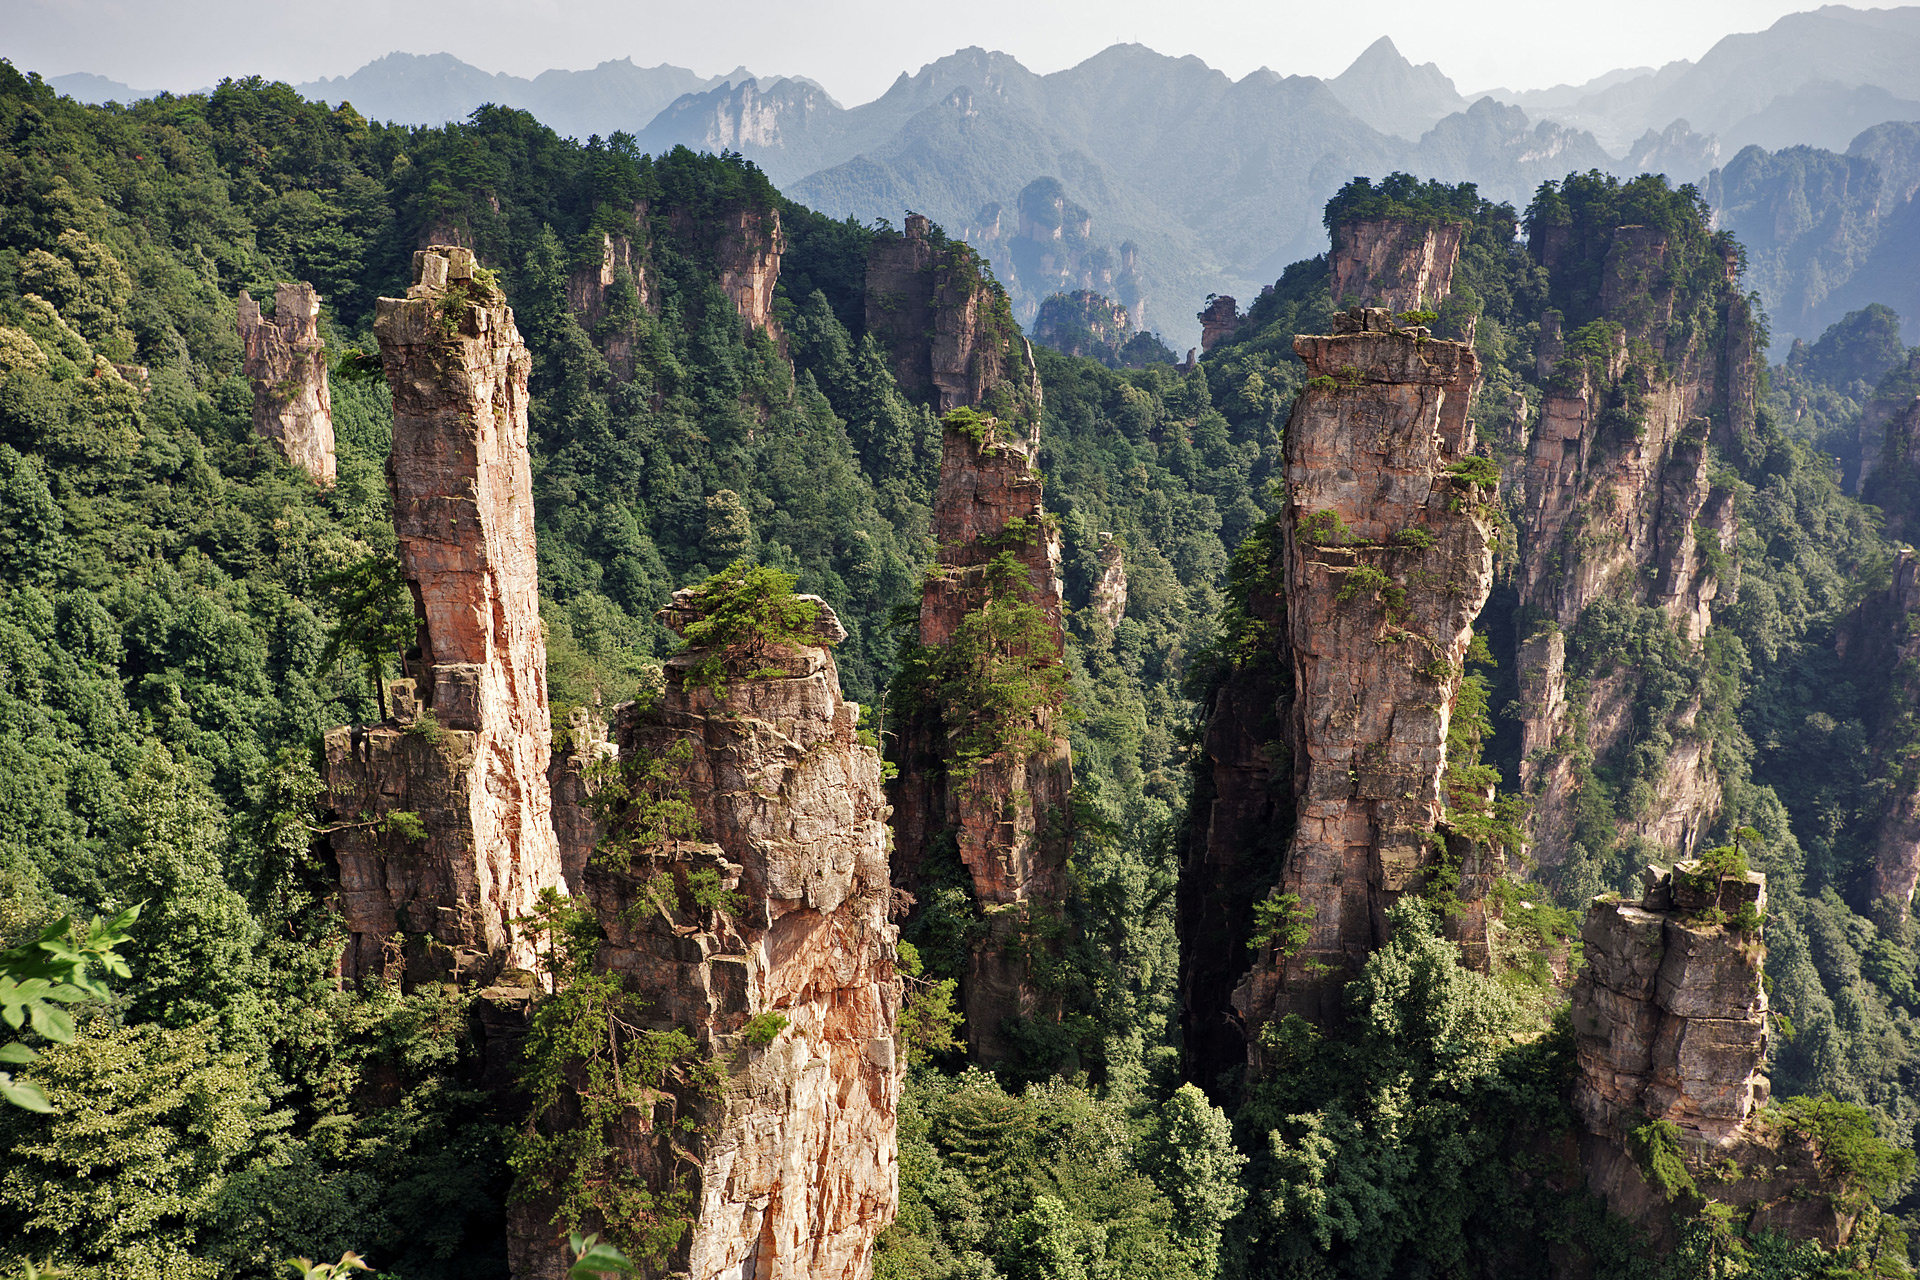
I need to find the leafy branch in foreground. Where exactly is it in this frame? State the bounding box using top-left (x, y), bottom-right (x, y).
top-left (0, 905), bottom-right (140, 1112)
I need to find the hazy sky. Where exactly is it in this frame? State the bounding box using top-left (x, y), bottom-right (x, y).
top-left (5, 0), bottom-right (1819, 103)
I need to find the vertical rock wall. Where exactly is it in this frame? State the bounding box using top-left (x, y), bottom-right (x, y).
top-left (1232, 307), bottom-right (1496, 1024)
top-left (1836, 550), bottom-right (1920, 905)
top-left (1328, 218), bottom-right (1463, 312)
top-left (1567, 864), bottom-right (1853, 1245)
top-left (714, 206), bottom-right (783, 336)
top-left (892, 415), bottom-right (1074, 1062)
top-left (325, 246), bottom-right (561, 984)
top-left (236, 282), bottom-right (336, 485)
top-left (1571, 864), bottom-right (1770, 1147)
top-left (1512, 228), bottom-right (1753, 876)
top-left (517, 595), bottom-right (899, 1280)
top-left (865, 214), bottom-right (1041, 425)
top-left (1197, 295), bottom-right (1241, 353)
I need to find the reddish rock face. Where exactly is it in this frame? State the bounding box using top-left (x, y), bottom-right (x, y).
top-left (517, 599), bottom-right (899, 1280)
top-left (325, 246), bottom-right (561, 984)
top-left (1232, 307), bottom-right (1496, 1024)
top-left (1510, 224), bottom-right (1755, 878)
top-left (893, 419), bottom-right (1073, 1062)
top-left (865, 215), bottom-right (1042, 424)
top-left (1197, 295), bottom-right (1240, 353)
top-left (1328, 218), bottom-right (1463, 313)
top-left (236, 282), bottom-right (336, 485)
top-left (1835, 550), bottom-right (1920, 905)
top-left (715, 206), bottom-right (782, 336)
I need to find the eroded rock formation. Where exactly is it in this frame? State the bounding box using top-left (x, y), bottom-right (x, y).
top-left (1513, 230), bottom-right (1754, 877)
top-left (1090, 537), bottom-right (1128, 630)
top-left (1572, 863), bottom-right (1770, 1147)
top-left (1231, 306), bottom-right (1497, 1024)
top-left (1197, 294), bottom-right (1240, 353)
top-left (325, 246), bottom-right (560, 984)
top-left (236, 282), bottom-right (336, 485)
top-left (515, 593), bottom-right (899, 1280)
top-left (714, 206), bottom-right (783, 336)
top-left (1328, 217), bottom-right (1463, 312)
top-left (1836, 550), bottom-right (1920, 905)
top-left (866, 214), bottom-right (1042, 423)
top-left (892, 414), bottom-right (1073, 1061)
top-left (1570, 863), bottom-right (1854, 1244)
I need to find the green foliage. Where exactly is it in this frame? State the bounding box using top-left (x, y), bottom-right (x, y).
top-left (0, 904), bottom-right (138, 1111)
top-left (1768, 1095), bottom-right (1916, 1207)
top-left (740, 1012), bottom-right (789, 1046)
top-left (898, 553), bottom-right (1071, 779)
top-left (1246, 893), bottom-right (1313, 957)
top-left (286, 1253), bottom-right (370, 1280)
top-left (566, 1232), bottom-right (637, 1280)
top-left (1323, 174), bottom-right (1487, 236)
top-left (675, 560), bottom-right (822, 698)
top-left (1628, 1118), bottom-right (1696, 1201)
top-left (942, 406), bottom-right (998, 448)
top-left (315, 552), bottom-right (416, 720)
top-left (509, 887), bottom-right (709, 1267)
top-left (586, 738), bottom-right (701, 871)
top-left (1443, 455), bottom-right (1501, 488)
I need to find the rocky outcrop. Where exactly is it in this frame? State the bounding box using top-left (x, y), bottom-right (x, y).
top-left (891, 413), bottom-right (1073, 1061)
top-left (1197, 295), bottom-right (1240, 353)
top-left (1512, 223), bottom-right (1756, 878)
top-left (566, 215), bottom-right (653, 376)
top-left (1836, 550), bottom-right (1920, 905)
top-left (1089, 537), bottom-right (1128, 629)
top-left (865, 214), bottom-right (1042, 425)
top-left (325, 246), bottom-right (560, 985)
top-left (515, 594), bottom-right (899, 1280)
top-left (1231, 306), bottom-right (1497, 1024)
top-left (1328, 217), bottom-right (1463, 312)
top-left (714, 206), bottom-right (782, 335)
top-left (1569, 863), bottom-right (1854, 1246)
top-left (1571, 863), bottom-right (1770, 1148)
top-left (236, 282), bottom-right (336, 485)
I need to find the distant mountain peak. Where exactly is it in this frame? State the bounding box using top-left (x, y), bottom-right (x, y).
top-left (1327, 36), bottom-right (1467, 139)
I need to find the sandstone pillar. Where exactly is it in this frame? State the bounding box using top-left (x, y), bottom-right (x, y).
top-left (324, 246), bottom-right (561, 984)
top-left (236, 282), bottom-right (336, 485)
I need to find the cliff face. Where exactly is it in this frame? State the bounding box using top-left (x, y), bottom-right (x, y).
top-left (1513, 231), bottom-right (1754, 877)
top-left (1570, 863), bottom-right (1855, 1245)
top-left (713, 206), bottom-right (783, 335)
top-left (1232, 307), bottom-right (1496, 1024)
top-left (325, 246), bottom-right (560, 984)
top-left (1572, 864), bottom-right (1770, 1148)
top-left (1197, 295), bottom-right (1241, 353)
top-left (236, 282), bottom-right (336, 485)
top-left (866, 214), bottom-right (1042, 425)
top-left (1836, 550), bottom-right (1920, 905)
top-left (892, 416), bottom-right (1074, 1062)
top-left (516, 595), bottom-right (899, 1280)
top-left (1328, 217), bottom-right (1463, 312)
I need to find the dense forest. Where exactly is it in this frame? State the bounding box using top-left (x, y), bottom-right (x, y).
top-left (3, 58), bottom-right (1920, 1280)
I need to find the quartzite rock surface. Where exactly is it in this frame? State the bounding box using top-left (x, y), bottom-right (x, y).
top-left (1328, 217), bottom-right (1463, 313)
top-left (236, 282), bottom-right (336, 484)
top-left (892, 415), bottom-right (1073, 1062)
top-left (1567, 865), bottom-right (1854, 1246)
top-left (1232, 307), bottom-right (1496, 1024)
top-left (516, 598), bottom-right (899, 1280)
top-left (1197, 294), bottom-right (1240, 353)
top-left (1835, 550), bottom-right (1920, 905)
top-left (325, 246), bottom-right (560, 984)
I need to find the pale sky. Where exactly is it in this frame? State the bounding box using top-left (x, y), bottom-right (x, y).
top-left (2, 0), bottom-right (1824, 103)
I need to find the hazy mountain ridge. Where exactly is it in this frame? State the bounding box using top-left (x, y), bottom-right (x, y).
top-left (41, 6), bottom-right (1920, 347)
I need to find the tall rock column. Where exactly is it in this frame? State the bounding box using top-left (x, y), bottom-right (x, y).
top-left (323, 246), bottom-right (561, 984)
top-left (892, 412), bottom-right (1074, 1061)
top-left (236, 282), bottom-right (336, 484)
top-left (865, 213), bottom-right (1042, 425)
top-left (1836, 550), bottom-right (1920, 905)
top-left (1328, 217), bottom-right (1464, 313)
top-left (516, 591), bottom-right (899, 1280)
top-left (1233, 307), bottom-right (1496, 1024)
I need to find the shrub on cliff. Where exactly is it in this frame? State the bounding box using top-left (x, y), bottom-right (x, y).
top-left (674, 560), bottom-right (821, 697)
